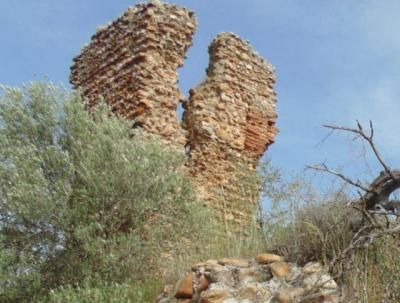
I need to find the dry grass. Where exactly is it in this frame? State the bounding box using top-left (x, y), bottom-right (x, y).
top-left (264, 191), bottom-right (400, 302)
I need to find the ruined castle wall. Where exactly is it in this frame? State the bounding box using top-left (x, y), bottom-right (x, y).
top-left (70, 2), bottom-right (277, 227)
top-left (182, 33), bottom-right (277, 225)
top-left (70, 2), bottom-right (196, 146)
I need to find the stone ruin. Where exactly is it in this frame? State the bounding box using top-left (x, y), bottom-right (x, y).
top-left (70, 1), bottom-right (277, 227)
top-left (70, 1), bottom-right (196, 146)
top-left (157, 253), bottom-right (340, 303)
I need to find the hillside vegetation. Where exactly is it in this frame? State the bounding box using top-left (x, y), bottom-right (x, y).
top-left (1, 83), bottom-right (399, 302)
top-left (0, 83), bottom-right (214, 302)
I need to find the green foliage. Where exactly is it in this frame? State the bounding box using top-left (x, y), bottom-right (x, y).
top-left (6, 82), bottom-right (400, 303)
top-left (259, 162), bottom-right (317, 247)
top-left (41, 279), bottom-right (161, 303)
top-left (0, 82), bottom-right (210, 302)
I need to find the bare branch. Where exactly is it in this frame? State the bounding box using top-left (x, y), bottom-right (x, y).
top-left (369, 120), bottom-right (374, 140)
top-left (323, 122), bottom-right (395, 181)
top-left (310, 120), bottom-right (400, 284)
top-left (352, 204), bottom-right (375, 226)
top-left (314, 128), bottom-right (335, 148)
top-left (306, 164), bottom-right (372, 193)
top-left (329, 215), bottom-right (400, 273)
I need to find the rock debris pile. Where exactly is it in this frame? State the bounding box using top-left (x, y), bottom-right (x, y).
top-left (157, 253), bottom-right (339, 303)
top-left (70, 1), bottom-right (277, 226)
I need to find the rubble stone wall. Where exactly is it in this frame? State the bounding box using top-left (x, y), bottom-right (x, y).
top-left (157, 253), bottom-right (340, 303)
top-left (183, 33), bottom-right (277, 224)
top-left (70, 1), bottom-right (196, 146)
top-left (70, 1), bottom-right (277, 226)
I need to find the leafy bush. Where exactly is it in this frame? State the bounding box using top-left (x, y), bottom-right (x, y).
top-left (0, 83), bottom-right (211, 302)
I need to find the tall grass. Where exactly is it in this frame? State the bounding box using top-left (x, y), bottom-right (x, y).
top-left (260, 167), bottom-right (400, 302)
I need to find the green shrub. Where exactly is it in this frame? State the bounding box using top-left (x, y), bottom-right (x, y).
top-left (41, 279), bottom-right (161, 303)
top-left (0, 82), bottom-right (211, 302)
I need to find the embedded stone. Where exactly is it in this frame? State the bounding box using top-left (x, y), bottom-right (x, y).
top-left (302, 262), bottom-right (324, 274)
top-left (238, 284), bottom-right (257, 301)
top-left (215, 128), bottom-right (231, 141)
top-left (218, 257), bottom-right (250, 268)
top-left (255, 253), bottom-right (284, 264)
top-left (198, 274), bottom-right (210, 292)
top-left (175, 272), bottom-right (194, 299)
top-left (303, 273), bottom-right (338, 290)
top-left (199, 288), bottom-right (235, 303)
top-left (270, 261), bottom-right (291, 278)
top-left (192, 259), bottom-right (218, 271)
top-left (237, 267), bottom-right (271, 283)
top-left (206, 264), bottom-right (235, 287)
top-left (238, 284), bottom-right (272, 302)
top-left (275, 287), bottom-right (305, 303)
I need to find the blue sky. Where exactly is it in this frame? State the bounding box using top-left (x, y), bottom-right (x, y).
top-left (1, 0), bottom-right (400, 186)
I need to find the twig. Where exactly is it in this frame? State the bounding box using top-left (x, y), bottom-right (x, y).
top-left (330, 221), bottom-right (400, 272)
top-left (307, 120), bottom-right (400, 286)
top-left (324, 121), bottom-right (395, 181)
top-left (306, 164), bottom-right (372, 193)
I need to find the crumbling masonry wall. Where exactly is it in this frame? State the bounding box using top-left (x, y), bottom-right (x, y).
top-left (70, 1), bottom-right (277, 226)
top-left (183, 33), bottom-right (277, 224)
top-left (70, 2), bottom-right (196, 145)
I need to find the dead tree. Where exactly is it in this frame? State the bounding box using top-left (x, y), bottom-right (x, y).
top-left (307, 120), bottom-right (400, 271)
top-left (364, 170), bottom-right (400, 213)
top-left (308, 120), bottom-right (400, 213)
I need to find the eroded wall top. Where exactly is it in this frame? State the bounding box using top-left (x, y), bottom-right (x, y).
top-left (182, 33), bottom-right (277, 224)
top-left (183, 32), bottom-right (277, 160)
top-left (70, 1), bottom-right (196, 146)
